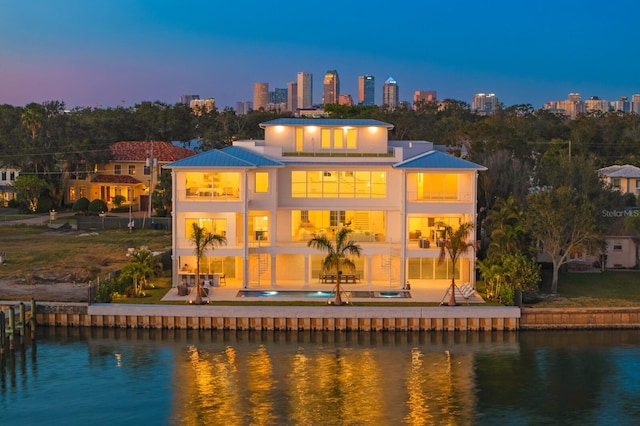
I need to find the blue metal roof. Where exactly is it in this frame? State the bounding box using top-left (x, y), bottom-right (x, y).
top-left (221, 146), bottom-right (284, 167)
top-left (260, 118), bottom-right (394, 128)
top-left (165, 149), bottom-right (255, 168)
top-left (165, 146), bottom-right (284, 168)
top-left (394, 150), bottom-right (486, 170)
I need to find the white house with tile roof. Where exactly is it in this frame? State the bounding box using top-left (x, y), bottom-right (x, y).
top-left (166, 118), bottom-right (486, 290)
top-left (598, 164), bottom-right (640, 196)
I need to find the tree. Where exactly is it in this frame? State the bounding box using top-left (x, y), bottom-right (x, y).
top-left (12, 174), bottom-right (48, 212)
top-left (525, 186), bottom-right (602, 293)
top-left (485, 196), bottom-right (529, 260)
top-left (477, 254), bottom-right (541, 305)
top-left (307, 227), bottom-right (362, 306)
top-left (437, 222), bottom-right (476, 306)
top-left (120, 248), bottom-right (162, 297)
top-left (189, 223), bottom-right (226, 305)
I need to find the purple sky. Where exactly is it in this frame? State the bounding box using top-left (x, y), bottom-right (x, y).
top-left (2, 0), bottom-right (639, 110)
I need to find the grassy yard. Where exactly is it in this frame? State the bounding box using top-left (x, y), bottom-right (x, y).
top-left (0, 223), bottom-right (172, 282)
top-left (533, 269), bottom-right (640, 307)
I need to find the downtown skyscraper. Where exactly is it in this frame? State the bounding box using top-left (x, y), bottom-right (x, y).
top-left (358, 75), bottom-right (375, 106)
top-left (382, 77), bottom-right (399, 108)
top-left (322, 70), bottom-right (340, 105)
top-left (297, 72), bottom-right (313, 109)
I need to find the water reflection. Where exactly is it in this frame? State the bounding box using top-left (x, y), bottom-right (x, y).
top-left (1, 329), bottom-right (639, 425)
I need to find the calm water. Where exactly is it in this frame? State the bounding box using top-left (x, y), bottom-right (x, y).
top-left (1, 328), bottom-right (640, 425)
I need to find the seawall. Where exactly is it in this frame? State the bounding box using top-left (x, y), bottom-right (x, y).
top-left (34, 303), bottom-right (520, 331)
top-left (19, 303), bottom-right (640, 331)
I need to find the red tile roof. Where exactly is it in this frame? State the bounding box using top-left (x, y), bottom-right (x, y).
top-left (111, 141), bottom-right (196, 162)
top-left (92, 175), bottom-right (142, 184)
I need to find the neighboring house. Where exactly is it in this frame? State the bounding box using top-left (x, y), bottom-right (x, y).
top-left (166, 118), bottom-right (486, 290)
top-left (598, 164), bottom-right (640, 196)
top-left (65, 141), bottom-right (196, 212)
top-left (605, 236), bottom-right (639, 269)
top-left (0, 167), bottom-right (19, 206)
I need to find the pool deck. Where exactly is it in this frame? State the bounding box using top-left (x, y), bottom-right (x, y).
top-left (160, 281), bottom-right (486, 305)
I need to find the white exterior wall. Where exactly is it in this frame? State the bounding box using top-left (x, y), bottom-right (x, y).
top-left (170, 121), bottom-right (483, 289)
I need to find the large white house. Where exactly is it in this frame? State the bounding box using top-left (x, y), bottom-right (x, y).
top-left (166, 118), bottom-right (486, 290)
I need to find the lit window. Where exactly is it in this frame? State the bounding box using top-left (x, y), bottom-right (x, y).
top-left (128, 165), bottom-right (136, 175)
top-left (255, 172), bottom-right (269, 193)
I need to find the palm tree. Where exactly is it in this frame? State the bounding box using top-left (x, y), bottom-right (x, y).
top-left (121, 248), bottom-right (161, 296)
top-left (308, 227), bottom-right (361, 306)
top-left (437, 221), bottom-right (476, 306)
top-left (190, 222), bottom-right (226, 305)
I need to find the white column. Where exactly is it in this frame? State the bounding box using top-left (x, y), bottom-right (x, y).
top-left (400, 170), bottom-right (407, 288)
top-left (243, 169), bottom-right (249, 288)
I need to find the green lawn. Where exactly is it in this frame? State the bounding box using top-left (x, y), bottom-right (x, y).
top-left (534, 270), bottom-right (640, 307)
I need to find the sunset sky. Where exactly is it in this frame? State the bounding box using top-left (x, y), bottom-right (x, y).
top-left (1, 0), bottom-right (639, 109)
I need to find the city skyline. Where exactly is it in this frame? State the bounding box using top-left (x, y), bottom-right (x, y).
top-left (1, 1), bottom-right (639, 110)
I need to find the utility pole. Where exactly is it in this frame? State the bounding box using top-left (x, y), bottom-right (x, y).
top-left (146, 143), bottom-right (157, 228)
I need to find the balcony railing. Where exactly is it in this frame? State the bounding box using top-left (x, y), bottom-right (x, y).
top-left (407, 191), bottom-right (472, 202)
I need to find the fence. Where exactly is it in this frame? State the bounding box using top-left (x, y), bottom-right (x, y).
top-left (76, 216), bottom-right (171, 232)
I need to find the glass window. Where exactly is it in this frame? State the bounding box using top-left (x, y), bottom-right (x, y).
top-left (346, 128), bottom-right (357, 149)
top-left (333, 129), bottom-right (344, 148)
top-left (114, 165), bottom-right (121, 175)
top-left (321, 129), bottom-right (331, 149)
top-left (295, 128), bottom-right (304, 152)
top-left (69, 187), bottom-right (76, 201)
top-left (128, 164), bottom-right (136, 175)
top-left (255, 172), bottom-right (269, 193)
top-left (291, 170), bottom-right (386, 199)
top-left (185, 218), bottom-right (226, 238)
top-left (292, 171), bottom-right (307, 197)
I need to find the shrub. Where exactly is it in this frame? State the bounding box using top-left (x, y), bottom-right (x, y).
top-left (112, 194), bottom-right (126, 207)
top-left (36, 195), bottom-right (54, 213)
top-left (72, 197), bottom-right (90, 213)
top-left (88, 199), bottom-right (108, 215)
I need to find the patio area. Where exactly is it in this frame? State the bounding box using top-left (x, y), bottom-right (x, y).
top-left (161, 279), bottom-right (485, 304)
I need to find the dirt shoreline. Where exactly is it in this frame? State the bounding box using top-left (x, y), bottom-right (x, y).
top-left (0, 279), bottom-right (90, 303)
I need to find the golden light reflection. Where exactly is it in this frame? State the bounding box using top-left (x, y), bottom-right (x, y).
top-left (171, 338), bottom-right (478, 425)
top-left (246, 345), bottom-right (275, 425)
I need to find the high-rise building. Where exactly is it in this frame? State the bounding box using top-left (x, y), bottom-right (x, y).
top-left (189, 98), bottom-right (215, 115)
top-left (338, 94), bottom-right (353, 106)
top-left (358, 75), bottom-right (375, 106)
top-left (471, 93), bottom-right (498, 115)
top-left (253, 82), bottom-right (270, 110)
top-left (271, 88), bottom-right (287, 105)
top-left (611, 96), bottom-right (629, 113)
top-left (235, 101), bottom-right (253, 115)
top-left (584, 96), bottom-right (610, 114)
top-left (382, 77), bottom-right (399, 108)
top-left (413, 90), bottom-right (437, 110)
top-left (322, 70), bottom-right (340, 105)
top-left (287, 81), bottom-right (298, 111)
top-left (632, 94), bottom-right (640, 114)
top-left (297, 72), bottom-right (313, 109)
top-left (180, 94), bottom-right (199, 105)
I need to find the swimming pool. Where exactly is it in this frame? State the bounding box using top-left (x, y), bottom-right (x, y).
top-left (236, 290), bottom-right (412, 299)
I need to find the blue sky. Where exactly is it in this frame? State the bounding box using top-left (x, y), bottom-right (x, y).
top-left (1, 0), bottom-right (639, 109)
